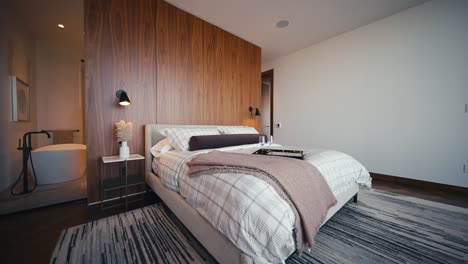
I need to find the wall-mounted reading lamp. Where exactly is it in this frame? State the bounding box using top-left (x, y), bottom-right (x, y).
top-left (249, 106), bottom-right (261, 116)
top-left (116, 90), bottom-right (131, 106)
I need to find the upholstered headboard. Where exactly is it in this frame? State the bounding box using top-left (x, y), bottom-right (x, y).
top-left (145, 124), bottom-right (226, 176)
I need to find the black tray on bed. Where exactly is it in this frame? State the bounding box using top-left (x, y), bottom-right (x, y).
top-left (252, 148), bottom-right (305, 160)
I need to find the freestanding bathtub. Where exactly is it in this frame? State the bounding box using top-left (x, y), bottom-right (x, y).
top-left (31, 144), bottom-right (86, 185)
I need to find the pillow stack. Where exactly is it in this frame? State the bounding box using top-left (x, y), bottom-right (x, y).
top-left (217, 126), bottom-right (259, 135)
top-left (149, 138), bottom-right (174, 157)
top-left (158, 127), bottom-right (220, 151)
top-left (150, 126), bottom-right (260, 157)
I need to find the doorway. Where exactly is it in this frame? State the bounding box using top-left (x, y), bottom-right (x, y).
top-left (261, 69), bottom-right (274, 137)
top-left (0, 0), bottom-right (86, 215)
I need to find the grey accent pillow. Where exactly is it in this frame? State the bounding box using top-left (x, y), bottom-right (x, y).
top-left (189, 134), bottom-right (265, 151)
top-left (158, 127), bottom-right (219, 151)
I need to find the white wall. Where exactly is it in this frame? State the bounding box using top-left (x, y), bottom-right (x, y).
top-left (0, 2), bottom-right (38, 192)
top-left (262, 0), bottom-right (468, 187)
top-left (35, 39), bottom-right (83, 147)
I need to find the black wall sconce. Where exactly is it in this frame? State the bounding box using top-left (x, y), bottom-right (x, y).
top-left (116, 90), bottom-right (131, 106)
top-left (249, 106), bottom-right (261, 116)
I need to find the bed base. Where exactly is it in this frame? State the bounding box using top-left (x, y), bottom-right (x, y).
top-left (144, 124), bottom-right (359, 264)
top-left (146, 172), bottom-right (252, 264)
top-left (147, 171), bottom-right (359, 263)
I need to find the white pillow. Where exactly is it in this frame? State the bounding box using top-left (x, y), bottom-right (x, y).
top-left (150, 138), bottom-right (174, 157)
top-left (158, 127), bottom-right (219, 151)
top-left (217, 126), bottom-right (259, 135)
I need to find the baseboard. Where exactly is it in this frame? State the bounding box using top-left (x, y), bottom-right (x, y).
top-left (370, 172), bottom-right (468, 194)
top-left (1, 198), bottom-right (87, 216)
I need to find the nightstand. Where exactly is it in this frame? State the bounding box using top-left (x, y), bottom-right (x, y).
top-left (100, 154), bottom-right (145, 210)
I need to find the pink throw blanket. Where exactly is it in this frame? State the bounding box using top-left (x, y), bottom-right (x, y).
top-left (187, 151), bottom-right (337, 251)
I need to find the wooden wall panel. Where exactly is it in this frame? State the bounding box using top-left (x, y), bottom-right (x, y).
top-left (203, 22), bottom-right (231, 125)
top-left (238, 38), bottom-right (262, 129)
top-left (203, 22), bottom-right (261, 128)
top-left (85, 0), bottom-right (260, 202)
top-left (156, 1), bottom-right (205, 124)
top-left (85, 0), bottom-right (157, 202)
top-left (156, 0), bottom-right (261, 129)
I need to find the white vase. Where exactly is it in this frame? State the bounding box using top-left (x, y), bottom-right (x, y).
top-left (120, 141), bottom-right (130, 159)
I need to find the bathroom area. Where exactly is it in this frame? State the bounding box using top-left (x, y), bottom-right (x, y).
top-left (0, 0), bottom-right (86, 214)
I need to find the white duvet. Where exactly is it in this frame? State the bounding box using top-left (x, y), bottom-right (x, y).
top-left (153, 144), bottom-right (371, 264)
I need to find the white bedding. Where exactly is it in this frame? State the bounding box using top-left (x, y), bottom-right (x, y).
top-left (152, 144), bottom-right (371, 264)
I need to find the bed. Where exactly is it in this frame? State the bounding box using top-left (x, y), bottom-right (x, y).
top-left (145, 124), bottom-right (370, 264)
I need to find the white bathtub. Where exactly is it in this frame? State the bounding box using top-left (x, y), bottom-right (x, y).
top-left (31, 144), bottom-right (86, 185)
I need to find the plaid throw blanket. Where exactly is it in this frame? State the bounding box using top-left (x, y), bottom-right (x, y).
top-left (154, 145), bottom-right (371, 263)
top-left (187, 151), bottom-right (337, 251)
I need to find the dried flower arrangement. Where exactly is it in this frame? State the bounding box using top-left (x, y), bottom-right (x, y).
top-left (115, 120), bottom-right (133, 142)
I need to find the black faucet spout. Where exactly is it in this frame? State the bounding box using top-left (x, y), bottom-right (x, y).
top-left (16, 130), bottom-right (52, 195)
top-left (40, 130), bottom-right (51, 138)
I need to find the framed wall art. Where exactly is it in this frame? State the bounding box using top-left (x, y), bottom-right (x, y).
top-left (10, 76), bottom-right (30, 122)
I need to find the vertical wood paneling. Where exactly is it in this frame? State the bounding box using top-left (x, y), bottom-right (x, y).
top-left (203, 22), bottom-right (261, 128)
top-left (237, 37), bottom-right (261, 129)
top-left (156, 1), bottom-right (204, 125)
top-left (85, 0), bottom-right (260, 202)
top-left (203, 21), bottom-right (227, 125)
top-left (156, 0), bottom-right (261, 129)
top-left (85, 0), bottom-right (157, 202)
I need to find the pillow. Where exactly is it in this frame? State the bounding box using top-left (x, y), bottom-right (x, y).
top-left (217, 126), bottom-right (259, 135)
top-left (150, 138), bottom-right (174, 157)
top-left (159, 127), bottom-right (220, 151)
top-left (189, 134), bottom-right (266, 151)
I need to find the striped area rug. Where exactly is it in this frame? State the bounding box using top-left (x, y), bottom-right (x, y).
top-left (50, 203), bottom-right (213, 264)
top-left (288, 190), bottom-right (468, 264)
top-left (51, 190), bottom-right (468, 264)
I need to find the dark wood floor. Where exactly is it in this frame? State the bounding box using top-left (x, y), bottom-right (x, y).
top-left (372, 180), bottom-right (468, 209)
top-left (0, 180), bottom-right (466, 264)
top-left (0, 193), bottom-right (160, 264)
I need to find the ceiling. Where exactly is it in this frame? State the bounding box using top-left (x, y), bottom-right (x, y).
top-left (11, 0), bottom-right (84, 54)
top-left (9, 0), bottom-right (428, 62)
top-left (166, 0), bottom-right (428, 62)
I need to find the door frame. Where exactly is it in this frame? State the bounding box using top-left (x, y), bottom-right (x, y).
top-left (261, 69), bottom-right (274, 136)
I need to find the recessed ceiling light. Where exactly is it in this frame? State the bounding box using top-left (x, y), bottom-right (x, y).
top-left (276, 20), bottom-right (289, 28)
top-left (58, 24), bottom-right (64, 29)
